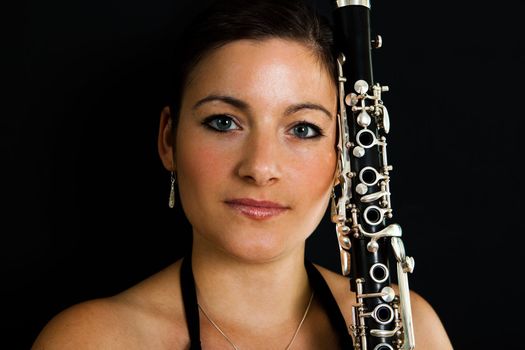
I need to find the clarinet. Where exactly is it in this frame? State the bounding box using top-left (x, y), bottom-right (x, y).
top-left (330, 1), bottom-right (416, 349)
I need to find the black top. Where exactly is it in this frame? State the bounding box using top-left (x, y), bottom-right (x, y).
top-left (180, 256), bottom-right (354, 349)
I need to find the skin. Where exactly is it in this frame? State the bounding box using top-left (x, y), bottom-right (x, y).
top-left (32, 38), bottom-right (453, 350)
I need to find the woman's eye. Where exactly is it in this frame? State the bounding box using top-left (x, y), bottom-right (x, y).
top-left (291, 122), bottom-right (322, 139)
top-left (203, 115), bottom-right (240, 132)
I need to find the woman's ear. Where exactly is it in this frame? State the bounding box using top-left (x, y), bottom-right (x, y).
top-left (158, 106), bottom-right (175, 171)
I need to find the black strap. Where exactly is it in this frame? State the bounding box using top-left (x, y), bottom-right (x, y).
top-left (305, 261), bottom-right (354, 348)
top-left (180, 256), bottom-right (353, 349)
top-left (180, 255), bottom-right (202, 349)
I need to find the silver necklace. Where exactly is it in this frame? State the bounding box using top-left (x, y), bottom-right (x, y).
top-left (198, 291), bottom-right (314, 350)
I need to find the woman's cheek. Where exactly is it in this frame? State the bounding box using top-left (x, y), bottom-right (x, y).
top-left (291, 140), bottom-right (337, 193)
top-left (178, 135), bottom-right (238, 196)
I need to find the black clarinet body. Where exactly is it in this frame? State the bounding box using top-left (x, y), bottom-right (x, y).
top-left (330, 1), bottom-right (416, 349)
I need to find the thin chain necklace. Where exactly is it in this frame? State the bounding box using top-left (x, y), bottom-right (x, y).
top-left (198, 291), bottom-right (314, 350)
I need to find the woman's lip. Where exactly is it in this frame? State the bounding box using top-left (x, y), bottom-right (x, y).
top-left (225, 198), bottom-right (288, 208)
top-left (225, 198), bottom-right (289, 219)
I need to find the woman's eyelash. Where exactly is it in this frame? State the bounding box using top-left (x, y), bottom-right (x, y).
top-left (201, 115), bottom-right (324, 139)
top-left (201, 114), bottom-right (240, 132)
top-left (291, 121), bottom-right (325, 139)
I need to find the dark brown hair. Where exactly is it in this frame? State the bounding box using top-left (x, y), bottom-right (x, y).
top-left (167, 0), bottom-right (335, 124)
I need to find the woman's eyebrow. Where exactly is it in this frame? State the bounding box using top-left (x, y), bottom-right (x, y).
top-left (192, 94), bottom-right (249, 111)
top-left (284, 103), bottom-right (333, 119)
top-left (192, 95), bottom-right (332, 119)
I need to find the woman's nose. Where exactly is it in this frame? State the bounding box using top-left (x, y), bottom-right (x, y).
top-left (236, 132), bottom-right (283, 186)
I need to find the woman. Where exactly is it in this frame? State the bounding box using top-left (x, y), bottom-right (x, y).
top-left (32, 0), bottom-right (452, 349)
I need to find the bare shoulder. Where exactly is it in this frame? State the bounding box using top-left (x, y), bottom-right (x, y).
top-left (312, 263), bottom-right (354, 326)
top-left (32, 260), bottom-right (189, 350)
top-left (313, 264), bottom-right (453, 349)
top-left (31, 297), bottom-right (135, 350)
top-left (408, 289), bottom-right (454, 349)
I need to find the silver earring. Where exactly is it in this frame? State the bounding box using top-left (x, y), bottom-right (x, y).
top-left (169, 171), bottom-right (176, 208)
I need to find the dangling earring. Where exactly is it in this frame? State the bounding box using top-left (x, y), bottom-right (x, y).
top-left (330, 188), bottom-right (337, 221)
top-left (169, 171), bottom-right (176, 208)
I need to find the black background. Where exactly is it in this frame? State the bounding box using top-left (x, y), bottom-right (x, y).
top-left (10, 0), bottom-right (523, 348)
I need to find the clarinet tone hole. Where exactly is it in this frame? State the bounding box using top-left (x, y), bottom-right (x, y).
top-left (373, 344), bottom-right (394, 350)
top-left (360, 167), bottom-right (377, 186)
top-left (372, 304), bottom-right (394, 325)
top-left (356, 129), bottom-right (376, 148)
top-left (370, 263), bottom-right (389, 283)
top-left (364, 206), bottom-right (383, 226)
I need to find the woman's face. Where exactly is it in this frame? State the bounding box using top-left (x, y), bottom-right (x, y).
top-left (168, 38), bottom-right (337, 262)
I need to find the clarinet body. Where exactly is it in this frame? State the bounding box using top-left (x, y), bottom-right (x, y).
top-left (330, 1), bottom-right (416, 349)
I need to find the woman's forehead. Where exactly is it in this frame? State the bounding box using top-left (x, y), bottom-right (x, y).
top-left (182, 38), bottom-right (336, 107)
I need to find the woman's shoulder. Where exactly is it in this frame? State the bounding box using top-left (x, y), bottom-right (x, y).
top-left (313, 263), bottom-right (453, 349)
top-left (312, 263), bottom-right (354, 324)
top-left (31, 297), bottom-right (136, 349)
top-left (32, 259), bottom-right (189, 350)
top-left (407, 287), bottom-right (453, 349)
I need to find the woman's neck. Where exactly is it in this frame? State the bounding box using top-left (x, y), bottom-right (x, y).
top-left (190, 234), bottom-right (311, 332)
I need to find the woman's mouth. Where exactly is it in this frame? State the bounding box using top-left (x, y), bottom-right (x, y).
top-left (224, 198), bottom-right (289, 220)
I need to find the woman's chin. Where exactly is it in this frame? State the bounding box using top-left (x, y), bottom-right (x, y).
top-left (192, 223), bottom-right (308, 264)
top-left (208, 235), bottom-right (303, 265)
